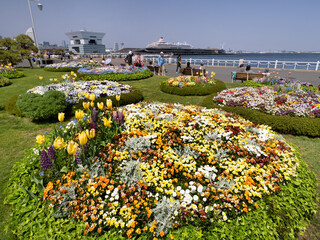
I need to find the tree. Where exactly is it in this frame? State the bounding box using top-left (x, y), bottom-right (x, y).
top-left (15, 34), bottom-right (38, 68)
top-left (0, 38), bottom-right (21, 65)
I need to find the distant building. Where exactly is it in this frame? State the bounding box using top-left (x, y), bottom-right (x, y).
top-left (120, 43), bottom-right (124, 50)
top-left (65, 30), bottom-right (105, 55)
top-left (114, 42), bottom-right (119, 51)
top-left (26, 27), bottom-right (35, 42)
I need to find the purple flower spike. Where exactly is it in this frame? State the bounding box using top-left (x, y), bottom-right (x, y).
top-left (92, 107), bottom-right (97, 122)
top-left (75, 150), bottom-right (82, 165)
top-left (118, 110), bottom-right (124, 124)
top-left (47, 145), bottom-right (55, 160)
top-left (40, 149), bottom-right (53, 172)
top-left (112, 111), bottom-right (118, 121)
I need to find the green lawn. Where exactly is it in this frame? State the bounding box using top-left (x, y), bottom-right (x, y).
top-left (0, 68), bottom-right (319, 239)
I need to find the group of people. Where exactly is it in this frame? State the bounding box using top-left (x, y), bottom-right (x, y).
top-left (238, 64), bottom-right (254, 73)
top-left (124, 51), bottom-right (166, 76)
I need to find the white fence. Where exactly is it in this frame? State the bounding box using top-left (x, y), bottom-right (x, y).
top-left (143, 56), bottom-right (320, 71)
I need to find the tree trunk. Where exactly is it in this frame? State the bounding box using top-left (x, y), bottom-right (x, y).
top-left (27, 58), bottom-right (33, 69)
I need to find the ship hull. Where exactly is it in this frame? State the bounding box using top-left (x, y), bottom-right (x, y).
top-left (138, 48), bottom-right (226, 55)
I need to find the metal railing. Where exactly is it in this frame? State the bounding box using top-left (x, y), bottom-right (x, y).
top-left (143, 55), bottom-right (320, 71)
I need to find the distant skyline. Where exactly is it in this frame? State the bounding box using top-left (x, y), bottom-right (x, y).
top-left (1, 0), bottom-right (319, 51)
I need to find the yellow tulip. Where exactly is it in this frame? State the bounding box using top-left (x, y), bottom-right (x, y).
top-left (58, 112), bottom-right (65, 122)
top-left (67, 140), bottom-right (78, 155)
top-left (116, 94), bottom-right (121, 101)
top-left (86, 129), bottom-right (96, 139)
top-left (85, 92), bottom-right (90, 99)
top-left (206, 71), bottom-right (209, 75)
top-left (90, 94), bottom-right (95, 101)
top-left (79, 131), bottom-right (88, 145)
top-left (70, 71), bottom-right (74, 75)
top-left (53, 136), bottom-right (67, 149)
top-left (90, 101), bottom-right (94, 107)
top-left (75, 110), bottom-right (84, 120)
top-left (200, 72), bottom-right (203, 76)
top-left (54, 78), bottom-right (59, 83)
top-left (106, 99), bottom-right (112, 109)
top-left (83, 102), bottom-right (90, 110)
top-left (103, 117), bottom-right (112, 127)
top-left (39, 76), bottom-right (43, 80)
top-left (97, 102), bottom-right (104, 110)
top-left (36, 134), bottom-right (45, 145)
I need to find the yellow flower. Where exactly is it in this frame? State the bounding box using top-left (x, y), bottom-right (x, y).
top-left (54, 78), bottom-right (59, 83)
top-left (53, 136), bottom-right (67, 149)
top-left (206, 71), bottom-right (209, 75)
top-left (90, 94), bottom-right (95, 101)
top-left (39, 76), bottom-right (43, 80)
top-left (86, 129), bottom-right (96, 139)
top-left (36, 134), bottom-right (45, 145)
top-left (103, 117), bottom-right (112, 127)
top-left (79, 131), bottom-right (88, 145)
top-left (106, 99), bottom-right (112, 109)
top-left (70, 71), bottom-right (74, 75)
top-left (97, 102), bottom-right (104, 110)
top-left (83, 102), bottom-right (90, 110)
top-left (85, 92), bottom-right (90, 99)
top-left (75, 110), bottom-right (84, 120)
top-left (67, 140), bottom-right (78, 155)
top-left (90, 101), bottom-right (94, 107)
top-left (58, 112), bottom-right (65, 122)
top-left (116, 94), bottom-right (121, 101)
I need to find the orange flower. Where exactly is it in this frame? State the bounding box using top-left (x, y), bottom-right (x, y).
top-left (160, 230), bottom-right (165, 237)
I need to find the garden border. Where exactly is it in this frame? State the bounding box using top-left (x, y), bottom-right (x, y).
top-left (77, 70), bottom-right (153, 81)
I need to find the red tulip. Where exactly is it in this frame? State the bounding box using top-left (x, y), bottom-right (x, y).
top-left (288, 72), bottom-right (291, 75)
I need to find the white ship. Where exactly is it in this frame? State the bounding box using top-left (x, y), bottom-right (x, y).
top-left (146, 37), bottom-right (193, 49)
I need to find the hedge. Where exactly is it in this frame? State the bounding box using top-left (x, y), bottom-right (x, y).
top-left (160, 79), bottom-right (226, 96)
top-left (43, 67), bottom-right (80, 72)
top-left (77, 70), bottom-right (153, 81)
top-left (0, 76), bottom-right (12, 87)
top-left (4, 143), bottom-right (317, 239)
top-left (201, 94), bottom-right (320, 137)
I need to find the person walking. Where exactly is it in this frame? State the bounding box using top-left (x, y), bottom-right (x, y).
top-left (176, 55), bottom-right (181, 73)
top-left (158, 52), bottom-right (165, 76)
top-left (125, 51), bottom-right (133, 66)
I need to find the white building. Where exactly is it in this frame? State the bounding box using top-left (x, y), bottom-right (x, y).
top-left (65, 30), bottom-right (105, 55)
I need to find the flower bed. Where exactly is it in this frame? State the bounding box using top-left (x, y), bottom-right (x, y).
top-left (27, 80), bottom-right (133, 104)
top-left (0, 75), bottom-right (12, 87)
top-left (0, 64), bottom-right (24, 78)
top-left (243, 75), bottom-right (318, 93)
top-left (214, 86), bottom-right (320, 118)
top-left (5, 102), bottom-right (317, 239)
top-left (44, 61), bottom-right (100, 72)
top-left (77, 66), bottom-right (153, 81)
top-left (160, 76), bottom-right (226, 96)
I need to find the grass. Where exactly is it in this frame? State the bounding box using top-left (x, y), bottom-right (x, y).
top-left (0, 68), bottom-right (319, 239)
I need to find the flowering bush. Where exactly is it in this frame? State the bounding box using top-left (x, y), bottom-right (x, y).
top-left (0, 64), bottom-right (24, 78)
top-left (244, 74), bottom-right (318, 93)
top-left (166, 75), bottom-right (215, 88)
top-left (78, 66), bottom-right (149, 75)
top-left (44, 61), bottom-right (100, 72)
top-left (214, 87), bottom-right (320, 118)
top-left (18, 101), bottom-right (303, 238)
top-left (27, 80), bottom-right (132, 104)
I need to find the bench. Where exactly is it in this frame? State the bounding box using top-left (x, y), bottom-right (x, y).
top-left (231, 72), bottom-right (264, 83)
top-left (181, 68), bottom-right (205, 76)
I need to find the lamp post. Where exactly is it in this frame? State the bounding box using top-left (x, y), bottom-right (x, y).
top-left (27, 0), bottom-right (43, 66)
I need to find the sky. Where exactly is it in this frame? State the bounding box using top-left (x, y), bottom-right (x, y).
top-left (0, 0), bottom-right (319, 52)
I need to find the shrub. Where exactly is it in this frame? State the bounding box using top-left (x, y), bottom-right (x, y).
top-left (160, 79), bottom-right (226, 96)
top-left (78, 70), bottom-right (153, 81)
top-left (16, 91), bottom-right (67, 121)
top-left (4, 95), bottom-right (24, 117)
top-left (201, 94), bottom-right (320, 137)
top-left (0, 76), bottom-right (12, 87)
top-left (1, 71), bottom-right (24, 79)
top-left (44, 67), bottom-right (80, 72)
